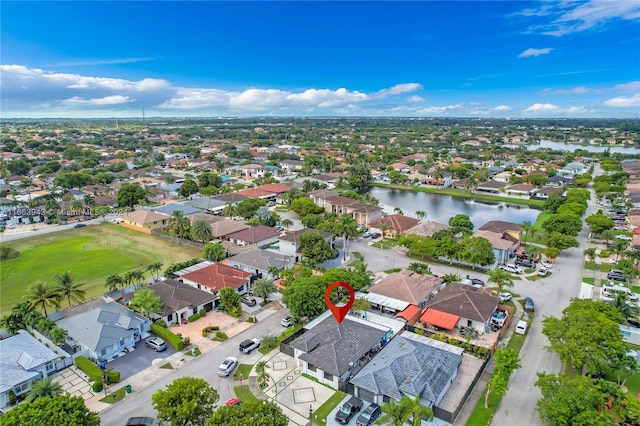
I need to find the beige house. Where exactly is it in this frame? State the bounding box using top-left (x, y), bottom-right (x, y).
top-left (119, 210), bottom-right (170, 234)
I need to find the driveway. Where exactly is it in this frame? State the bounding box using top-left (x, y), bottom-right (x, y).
top-left (107, 342), bottom-right (177, 380)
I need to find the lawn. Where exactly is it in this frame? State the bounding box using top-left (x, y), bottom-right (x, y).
top-left (0, 224), bottom-right (202, 316)
top-left (100, 386), bottom-right (126, 404)
top-left (312, 390), bottom-right (346, 424)
top-left (234, 385), bottom-right (260, 404)
top-left (234, 364), bottom-right (253, 381)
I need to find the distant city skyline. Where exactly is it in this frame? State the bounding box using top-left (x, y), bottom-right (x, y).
top-left (1, 1), bottom-right (639, 119)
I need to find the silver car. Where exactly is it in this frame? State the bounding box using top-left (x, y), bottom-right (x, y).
top-left (217, 356), bottom-right (238, 377)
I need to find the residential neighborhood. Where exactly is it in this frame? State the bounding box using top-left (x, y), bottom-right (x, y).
top-left (0, 117), bottom-right (639, 426)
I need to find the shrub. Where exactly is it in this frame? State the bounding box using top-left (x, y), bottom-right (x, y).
top-left (150, 323), bottom-right (183, 350)
top-left (182, 337), bottom-right (190, 347)
top-left (246, 316), bottom-right (256, 323)
top-left (202, 325), bottom-right (219, 336)
top-left (92, 381), bottom-right (103, 392)
top-left (199, 309), bottom-right (206, 317)
top-left (229, 311), bottom-right (241, 318)
top-left (154, 319), bottom-right (167, 328)
top-left (75, 356), bottom-right (103, 382)
top-left (107, 370), bottom-right (120, 384)
top-left (187, 313), bottom-right (200, 323)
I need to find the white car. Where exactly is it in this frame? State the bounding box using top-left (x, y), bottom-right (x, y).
top-left (609, 258), bottom-right (619, 265)
top-left (499, 292), bottom-right (513, 303)
top-left (616, 235), bottom-right (633, 241)
top-left (540, 259), bottom-right (553, 269)
top-left (217, 356), bottom-right (239, 377)
top-left (499, 264), bottom-right (523, 275)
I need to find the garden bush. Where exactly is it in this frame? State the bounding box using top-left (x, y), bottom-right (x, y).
top-left (202, 325), bottom-right (219, 337)
top-left (75, 356), bottom-right (103, 382)
top-left (154, 319), bottom-right (167, 328)
top-left (150, 323), bottom-right (183, 350)
top-left (106, 370), bottom-right (120, 384)
top-left (92, 381), bottom-right (103, 392)
top-left (187, 313), bottom-right (200, 323)
top-left (198, 309), bottom-right (206, 317)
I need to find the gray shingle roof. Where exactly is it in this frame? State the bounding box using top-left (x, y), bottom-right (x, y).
top-left (0, 332), bottom-right (58, 393)
top-left (56, 301), bottom-right (148, 353)
top-left (290, 317), bottom-right (387, 377)
top-left (228, 248), bottom-right (294, 271)
top-left (350, 331), bottom-right (462, 404)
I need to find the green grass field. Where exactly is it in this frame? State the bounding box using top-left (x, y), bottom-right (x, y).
top-left (0, 224), bottom-right (202, 316)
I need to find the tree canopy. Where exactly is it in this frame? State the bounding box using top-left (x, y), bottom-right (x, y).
top-left (151, 377), bottom-right (219, 426)
top-left (116, 183), bottom-right (147, 209)
top-left (207, 401), bottom-right (288, 426)
top-left (0, 395), bottom-right (100, 426)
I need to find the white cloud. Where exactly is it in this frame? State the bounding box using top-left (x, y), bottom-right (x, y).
top-left (405, 95), bottom-right (425, 103)
top-left (492, 105), bottom-right (512, 111)
top-left (519, 0), bottom-right (640, 36)
top-left (518, 48), bottom-right (553, 58)
top-left (373, 83), bottom-right (423, 98)
top-left (523, 103), bottom-right (560, 113)
top-left (613, 81), bottom-right (640, 92)
top-left (61, 95), bottom-right (134, 105)
top-left (603, 93), bottom-right (640, 107)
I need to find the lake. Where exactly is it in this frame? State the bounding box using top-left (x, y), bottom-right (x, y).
top-left (366, 186), bottom-right (542, 230)
top-left (527, 140), bottom-right (640, 155)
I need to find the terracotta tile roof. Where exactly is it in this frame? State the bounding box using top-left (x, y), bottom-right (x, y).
top-left (368, 270), bottom-right (442, 305)
top-left (181, 263), bottom-right (252, 290)
top-left (257, 183), bottom-right (294, 193)
top-left (426, 282), bottom-right (498, 323)
top-left (395, 304), bottom-right (421, 321)
top-left (326, 196), bottom-right (359, 206)
top-left (370, 214), bottom-right (420, 232)
top-left (121, 210), bottom-right (170, 224)
top-left (236, 188), bottom-right (275, 198)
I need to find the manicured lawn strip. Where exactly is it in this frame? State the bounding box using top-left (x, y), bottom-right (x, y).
top-left (0, 224), bottom-right (201, 316)
top-left (465, 315), bottom-right (531, 426)
top-left (584, 261), bottom-right (595, 271)
top-left (159, 362), bottom-right (173, 369)
top-left (600, 264), bottom-right (613, 273)
top-left (234, 385), bottom-right (260, 404)
top-left (185, 347), bottom-right (201, 356)
top-left (369, 183), bottom-right (546, 207)
top-left (100, 387), bottom-right (126, 404)
top-left (312, 390), bottom-right (346, 424)
top-left (258, 324), bottom-right (303, 355)
top-left (234, 364), bottom-right (253, 380)
top-left (533, 211), bottom-right (552, 231)
top-left (583, 277), bottom-right (595, 285)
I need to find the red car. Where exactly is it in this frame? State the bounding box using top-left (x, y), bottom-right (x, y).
top-left (226, 398), bottom-right (242, 406)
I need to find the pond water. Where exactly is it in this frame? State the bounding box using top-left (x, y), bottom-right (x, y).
top-left (525, 140), bottom-right (640, 154)
top-left (366, 186), bottom-right (542, 230)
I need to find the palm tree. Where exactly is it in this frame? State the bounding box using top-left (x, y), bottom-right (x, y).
top-left (601, 230), bottom-right (615, 244)
top-left (21, 178), bottom-right (33, 206)
top-left (255, 360), bottom-right (271, 388)
top-left (70, 199), bottom-right (84, 215)
top-left (607, 291), bottom-right (638, 323)
top-left (146, 262), bottom-right (163, 282)
top-left (127, 270), bottom-right (145, 288)
top-left (379, 223), bottom-right (389, 241)
top-left (583, 247), bottom-right (597, 280)
top-left (48, 326), bottom-right (68, 346)
top-left (281, 218), bottom-right (293, 229)
top-left (36, 318), bottom-right (56, 336)
top-left (261, 334), bottom-right (278, 350)
top-left (520, 221), bottom-right (533, 245)
top-left (402, 394), bottom-right (434, 426)
top-left (222, 202), bottom-right (236, 219)
top-left (613, 239), bottom-right (630, 261)
top-left (376, 398), bottom-right (408, 426)
top-left (25, 377), bottom-right (62, 403)
top-left (267, 265), bottom-right (283, 280)
top-left (53, 271), bottom-right (86, 307)
top-left (415, 210), bottom-right (427, 222)
top-left (27, 282), bottom-right (61, 317)
top-left (105, 273), bottom-right (123, 291)
top-left (252, 278), bottom-right (277, 304)
top-left (487, 268), bottom-right (514, 293)
top-left (393, 207), bottom-right (404, 216)
top-left (169, 210), bottom-right (190, 238)
top-left (334, 216), bottom-right (359, 261)
top-left (190, 219), bottom-right (213, 243)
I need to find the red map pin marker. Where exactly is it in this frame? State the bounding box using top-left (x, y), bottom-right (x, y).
top-left (325, 281), bottom-right (355, 325)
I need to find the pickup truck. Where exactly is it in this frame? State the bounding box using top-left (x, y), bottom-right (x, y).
top-left (335, 396), bottom-right (363, 424)
top-left (490, 308), bottom-right (508, 331)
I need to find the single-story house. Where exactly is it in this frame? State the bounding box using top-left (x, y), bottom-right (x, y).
top-left (227, 225), bottom-right (281, 247)
top-left (290, 313), bottom-right (390, 389)
top-left (369, 214), bottom-right (420, 237)
top-left (420, 283), bottom-right (499, 335)
top-left (350, 331), bottom-right (463, 412)
top-left (227, 248), bottom-right (294, 280)
top-left (475, 181), bottom-right (506, 194)
top-left (56, 300), bottom-right (151, 362)
top-left (151, 203), bottom-right (201, 217)
top-left (0, 332), bottom-right (61, 409)
top-left (178, 262), bottom-right (253, 296)
top-left (406, 221), bottom-right (450, 238)
top-left (210, 219), bottom-right (250, 240)
top-left (122, 279), bottom-right (216, 326)
top-left (119, 210), bottom-right (170, 234)
top-left (278, 228), bottom-right (334, 260)
top-left (505, 183), bottom-right (535, 197)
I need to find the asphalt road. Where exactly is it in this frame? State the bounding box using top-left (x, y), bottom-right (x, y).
top-left (0, 218), bottom-right (105, 242)
top-left (98, 308), bottom-right (289, 424)
top-left (491, 176), bottom-right (601, 425)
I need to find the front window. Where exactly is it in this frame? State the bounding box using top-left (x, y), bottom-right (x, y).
top-left (324, 371), bottom-right (333, 381)
top-left (46, 361), bottom-right (55, 372)
top-left (13, 381), bottom-right (30, 395)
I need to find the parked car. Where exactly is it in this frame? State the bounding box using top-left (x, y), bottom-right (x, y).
top-left (226, 398), bottom-right (242, 406)
top-left (616, 235), bottom-right (633, 241)
top-left (500, 292), bottom-right (512, 303)
top-left (281, 315), bottom-right (293, 327)
top-left (608, 258), bottom-right (619, 265)
top-left (239, 338), bottom-right (261, 354)
top-left (540, 259), bottom-right (553, 269)
top-left (470, 278), bottom-right (485, 287)
top-left (588, 370), bottom-right (606, 379)
top-left (499, 264), bottom-right (523, 275)
top-left (217, 356), bottom-right (239, 377)
top-left (515, 320), bottom-right (528, 335)
top-left (362, 232), bottom-right (372, 238)
top-left (537, 267), bottom-right (548, 277)
top-left (370, 232), bottom-right (382, 239)
top-left (125, 417), bottom-right (161, 426)
top-left (144, 337), bottom-right (167, 352)
top-left (241, 295), bottom-right (257, 307)
top-left (356, 403), bottom-right (381, 426)
top-left (335, 396), bottom-right (363, 424)
top-left (524, 297), bottom-right (535, 312)
top-left (515, 258), bottom-right (536, 268)
top-left (73, 223), bottom-right (87, 228)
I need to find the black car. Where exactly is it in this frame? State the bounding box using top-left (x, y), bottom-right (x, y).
top-left (524, 297), bottom-right (535, 312)
top-left (356, 403), bottom-right (381, 426)
top-left (470, 278), bottom-right (485, 287)
top-left (370, 232), bottom-right (382, 239)
top-left (335, 396), bottom-right (363, 424)
top-left (588, 370), bottom-right (606, 380)
top-left (125, 417), bottom-right (161, 426)
top-left (515, 258), bottom-right (536, 268)
top-left (73, 223), bottom-right (87, 228)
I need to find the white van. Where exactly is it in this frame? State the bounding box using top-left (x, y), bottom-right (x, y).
top-left (515, 320), bottom-right (528, 335)
top-left (602, 282), bottom-right (638, 301)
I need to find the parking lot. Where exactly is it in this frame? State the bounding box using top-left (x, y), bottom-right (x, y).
top-left (106, 340), bottom-right (177, 380)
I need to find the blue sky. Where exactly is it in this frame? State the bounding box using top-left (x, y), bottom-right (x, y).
top-left (1, 1), bottom-right (639, 118)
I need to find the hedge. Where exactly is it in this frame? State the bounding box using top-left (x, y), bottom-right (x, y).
top-left (202, 325), bottom-right (220, 337)
top-left (151, 323), bottom-right (183, 350)
top-left (92, 381), bottom-right (103, 392)
top-left (199, 309), bottom-right (206, 317)
top-left (107, 370), bottom-right (120, 384)
top-left (188, 313), bottom-right (201, 323)
top-left (75, 356), bottom-right (103, 382)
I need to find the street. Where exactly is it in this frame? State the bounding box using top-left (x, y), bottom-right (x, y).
top-left (98, 308), bottom-right (289, 424)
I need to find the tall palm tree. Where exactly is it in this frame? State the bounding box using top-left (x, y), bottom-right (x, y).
top-left (125, 270), bottom-right (145, 288)
top-left (169, 210), bottom-right (190, 238)
top-left (53, 271), bottom-right (86, 307)
top-left (583, 247), bottom-right (597, 280)
top-left (402, 394), bottom-right (434, 426)
top-left (379, 223), bottom-right (389, 241)
top-left (105, 273), bottom-right (123, 291)
top-left (27, 282), bottom-right (61, 317)
top-left (252, 278), bottom-right (277, 304)
top-left (146, 262), bottom-right (163, 281)
top-left (190, 219), bottom-right (213, 243)
top-left (520, 221), bottom-right (533, 245)
top-left (222, 202), bottom-right (236, 219)
top-left (487, 268), bottom-right (514, 294)
top-left (334, 216), bottom-right (359, 261)
top-left (281, 218), bottom-right (293, 229)
top-left (393, 207), bottom-right (404, 215)
top-left (48, 326), bottom-right (68, 346)
top-left (267, 265), bottom-right (283, 280)
top-left (415, 210), bottom-right (427, 222)
top-left (25, 377), bottom-right (62, 403)
top-left (376, 398), bottom-right (408, 426)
